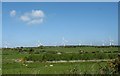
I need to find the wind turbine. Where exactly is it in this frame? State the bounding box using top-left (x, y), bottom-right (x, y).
top-left (90, 43), bottom-right (93, 46)
top-left (78, 40), bottom-right (82, 46)
top-left (37, 41), bottom-right (42, 47)
top-left (109, 39), bottom-right (114, 46)
top-left (109, 36), bottom-right (114, 46)
top-left (111, 40), bottom-right (114, 46)
top-left (62, 37), bottom-right (68, 46)
top-left (102, 43), bottom-right (105, 46)
top-left (5, 44), bottom-right (8, 48)
top-left (5, 42), bottom-right (9, 48)
top-left (102, 40), bottom-right (105, 46)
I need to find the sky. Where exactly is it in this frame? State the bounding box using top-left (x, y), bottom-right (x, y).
top-left (0, 2), bottom-right (2, 48)
top-left (2, 2), bottom-right (118, 47)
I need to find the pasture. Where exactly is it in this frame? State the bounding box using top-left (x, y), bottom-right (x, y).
top-left (3, 62), bottom-right (106, 74)
top-left (2, 46), bottom-right (119, 74)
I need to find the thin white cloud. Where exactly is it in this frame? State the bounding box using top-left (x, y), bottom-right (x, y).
top-left (28, 19), bottom-right (43, 25)
top-left (20, 10), bottom-right (44, 25)
top-left (20, 15), bottom-right (30, 22)
top-left (31, 10), bottom-right (44, 18)
top-left (10, 10), bottom-right (16, 17)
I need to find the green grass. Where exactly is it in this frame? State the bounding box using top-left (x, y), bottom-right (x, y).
top-left (2, 46), bottom-right (119, 74)
top-left (32, 46), bottom-right (118, 53)
top-left (3, 62), bottom-right (106, 74)
top-left (0, 49), bottom-right (2, 75)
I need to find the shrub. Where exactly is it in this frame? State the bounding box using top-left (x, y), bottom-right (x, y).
top-left (99, 54), bottom-right (120, 74)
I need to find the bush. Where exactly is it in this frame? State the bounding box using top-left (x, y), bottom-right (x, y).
top-left (99, 54), bottom-right (120, 74)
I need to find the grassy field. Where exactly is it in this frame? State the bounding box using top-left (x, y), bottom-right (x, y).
top-left (2, 46), bottom-right (119, 74)
top-left (0, 49), bottom-right (2, 75)
top-left (3, 61), bottom-right (106, 74)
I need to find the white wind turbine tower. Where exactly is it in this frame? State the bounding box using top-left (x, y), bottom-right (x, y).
top-left (5, 44), bottom-right (8, 48)
top-left (102, 43), bottom-right (105, 46)
top-left (5, 42), bottom-right (9, 48)
top-left (109, 40), bottom-right (112, 46)
top-left (78, 40), bottom-right (82, 46)
top-left (109, 39), bottom-right (113, 46)
top-left (102, 40), bottom-right (105, 46)
top-left (111, 40), bottom-right (114, 46)
top-left (37, 41), bottom-right (42, 47)
top-left (112, 40), bottom-right (114, 45)
top-left (109, 38), bottom-right (114, 46)
top-left (109, 37), bottom-right (111, 46)
top-left (62, 37), bottom-right (68, 46)
top-left (37, 41), bottom-right (40, 47)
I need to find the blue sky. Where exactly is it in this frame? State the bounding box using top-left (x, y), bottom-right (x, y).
top-left (0, 2), bottom-right (2, 48)
top-left (2, 2), bottom-right (118, 47)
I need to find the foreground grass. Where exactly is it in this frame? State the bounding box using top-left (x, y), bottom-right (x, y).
top-left (3, 61), bottom-right (106, 74)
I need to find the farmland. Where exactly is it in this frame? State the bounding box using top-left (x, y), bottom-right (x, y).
top-left (2, 45), bottom-right (120, 74)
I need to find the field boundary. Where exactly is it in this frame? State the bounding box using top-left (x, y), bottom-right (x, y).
top-left (17, 59), bottom-right (116, 63)
top-left (45, 59), bottom-right (114, 63)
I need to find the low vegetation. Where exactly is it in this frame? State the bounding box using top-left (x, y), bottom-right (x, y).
top-left (2, 45), bottom-right (120, 74)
